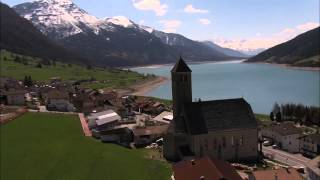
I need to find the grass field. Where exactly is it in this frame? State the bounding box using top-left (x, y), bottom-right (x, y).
top-left (0, 50), bottom-right (153, 89)
top-left (0, 112), bottom-right (171, 180)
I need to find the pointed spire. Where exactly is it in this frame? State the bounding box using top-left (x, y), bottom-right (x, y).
top-left (171, 56), bottom-right (192, 72)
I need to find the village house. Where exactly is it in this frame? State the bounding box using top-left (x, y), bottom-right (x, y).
top-left (5, 90), bottom-right (26, 105)
top-left (87, 110), bottom-right (121, 131)
top-left (46, 90), bottom-right (75, 112)
top-left (172, 156), bottom-right (242, 180)
top-left (132, 125), bottom-right (169, 147)
top-left (99, 127), bottom-right (133, 146)
top-left (72, 89), bottom-right (117, 113)
top-left (260, 122), bottom-right (302, 153)
top-left (306, 156), bottom-right (320, 180)
top-left (0, 77), bottom-right (21, 90)
top-left (164, 57), bottom-right (258, 161)
top-left (299, 133), bottom-right (320, 158)
top-left (153, 111), bottom-right (173, 124)
top-left (248, 168), bottom-right (303, 180)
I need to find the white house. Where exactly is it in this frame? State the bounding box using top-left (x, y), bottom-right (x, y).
top-left (87, 110), bottom-right (121, 131)
top-left (153, 111), bottom-right (173, 124)
top-left (260, 122), bottom-right (302, 153)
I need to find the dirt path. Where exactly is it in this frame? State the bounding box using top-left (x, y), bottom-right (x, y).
top-left (78, 113), bottom-right (92, 137)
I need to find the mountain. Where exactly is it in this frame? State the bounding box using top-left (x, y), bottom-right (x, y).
top-left (202, 41), bottom-right (248, 58)
top-left (246, 27), bottom-right (320, 67)
top-left (13, 0), bottom-right (232, 67)
top-left (0, 2), bottom-right (88, 65)
top-left (151, 30), bottom-right (229, 60)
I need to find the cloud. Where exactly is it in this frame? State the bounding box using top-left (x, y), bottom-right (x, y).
top-left (296, 22), bottom-right (319, 32)
top-left (213, 22), bottom-right (319, 51)
top-left (184, 4), bottom-right (209, 14)
top-left (199, 18), bottom-right (211, 25)
top-left (132, 0), bottom-right (168, 16)
top-left (158, 20), bottom-right (182, 33)
top-left (139, 20), bottom-right (145, 25)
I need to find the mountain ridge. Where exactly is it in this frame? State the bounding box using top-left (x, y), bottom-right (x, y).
top-left (0, 2), bottom-right (89, 65)
top-left (13, 0), bottom-right (243, 67)
top-left (246, 27), bottom-right (320, 67)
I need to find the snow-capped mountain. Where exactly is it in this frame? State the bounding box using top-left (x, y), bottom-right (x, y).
top-left (13, 0), bottom-right (234, 67)
top-left (14, 0), bottom-right (151, 38)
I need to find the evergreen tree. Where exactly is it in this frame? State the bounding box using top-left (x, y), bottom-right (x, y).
top-left (276, 112), bottom-right (282, 122)
top-left (269, 112), bottom-right (275, 121)
top-left (272, 102), bottom-right (280, 114)
top-left (36, 62), bottom-right (42, 68)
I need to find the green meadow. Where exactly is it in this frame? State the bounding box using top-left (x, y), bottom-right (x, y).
top-left (0, 112), bottom-right (171, 180)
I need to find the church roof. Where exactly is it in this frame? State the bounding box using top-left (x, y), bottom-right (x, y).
top-left (183, 98), bottom-right (257, 135)
top-left (171, 56), bottom-right (192, 73)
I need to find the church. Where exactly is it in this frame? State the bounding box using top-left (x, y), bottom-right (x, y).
top-left (164, 57), bottom-right (258, 161)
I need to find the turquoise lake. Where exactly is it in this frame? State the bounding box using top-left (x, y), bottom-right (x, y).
top-left (131, 61), bottom-right (320, 114)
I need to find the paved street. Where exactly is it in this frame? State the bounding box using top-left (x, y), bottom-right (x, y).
top-left (262, 146), bottom-right (311, 167)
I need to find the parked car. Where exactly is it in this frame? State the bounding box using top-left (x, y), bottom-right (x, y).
top-left (263, 140), bottom-right (272, 146)
top-left (272, 144), bottom-right (279, 149)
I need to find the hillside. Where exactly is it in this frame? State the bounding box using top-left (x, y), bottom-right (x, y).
top-left (0, 3), bottom-right (89, 65)
top-left (0, 50), bottom-right (151, 89)
top-left (246, 27), bottom-right (320, 67)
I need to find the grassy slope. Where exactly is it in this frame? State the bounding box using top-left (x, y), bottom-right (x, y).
top-left (0, 112), bottom-right (170, 180)
top-left (0, 50), bottom-right (152, 89)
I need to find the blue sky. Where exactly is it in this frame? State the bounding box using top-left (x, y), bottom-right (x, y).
top-left (2, 0), bottom-right (319, 50)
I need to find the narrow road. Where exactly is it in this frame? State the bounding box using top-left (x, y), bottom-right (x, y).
top-left (262, 146), bottom-right (310, 167)
top-left (78, 113), bottom-right (92, 137)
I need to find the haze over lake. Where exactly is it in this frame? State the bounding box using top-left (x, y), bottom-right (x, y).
top-left (132, 61), bottom-right (320, 114)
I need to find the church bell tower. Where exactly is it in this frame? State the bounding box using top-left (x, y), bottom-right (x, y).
top-left (171, 56), bottom-right (192, 133)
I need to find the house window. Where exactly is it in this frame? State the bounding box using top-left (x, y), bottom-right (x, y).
top-left (204, 139), bottom-right (208, 151)
top-left (222, 137), bottom-right (226, 148)
top-left (213, 139), bottom-right (217, 149)
top-left (239, 136), bottom-right (243, 146)
top-left (231, 136), bottom-right (234, 146)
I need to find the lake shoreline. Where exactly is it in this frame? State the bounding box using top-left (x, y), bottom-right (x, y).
top-left (245, 62), bottom-right (320, 71)
top-left (129, 60), bottom-right (320, 72)
top-left (128, 59), bottom-right (246, 69)
top-left (115, 76), bottom-right (169, 97)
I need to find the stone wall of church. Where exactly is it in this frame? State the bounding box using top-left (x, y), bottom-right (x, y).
top-left (190, 128), bottom-right (258, 161)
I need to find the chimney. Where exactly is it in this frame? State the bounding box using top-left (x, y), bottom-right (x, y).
top-left (274, 172), bottom-right (278, 180)
top-left (191, 159), bottom-right (196, 165)
top-left (200, 176), bottom-right (205, 180)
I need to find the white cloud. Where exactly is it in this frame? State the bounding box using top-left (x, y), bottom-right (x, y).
top-left (213, 22), bottom-right (319, 51)
top-left (184, 4), bottom-right (209, 14)
top-left (296, 22), bottom-right (319, 32)
top-left (132, 0), bottom-right (168, 16)
top-left (158, 20), bottom-right (182, 33)
top-left (199, 18), bottom-right (211, 25)
top-left (139, 20), bottom-right (145, 25)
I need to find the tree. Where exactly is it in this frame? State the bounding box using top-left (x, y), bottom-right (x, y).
top-left (86, 65), bottom-right (92, 70)
top-left (24, 75), bottom-right (33, 87)
top-left (272, 103), bottom-right (280, 114)
top-left (269, 112), bottom-right (275, 121)
top-left (276, 112), bottom-right (282, 122)
top-left (36, 63), bottom-right (42, 68)
top-left (14, 55), bottom-right (21, 63)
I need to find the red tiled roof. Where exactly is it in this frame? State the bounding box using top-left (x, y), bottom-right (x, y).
top-left (173, 157), bottom-right (242, 180)
top-left (251, 168), bottom-right (303, 180)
